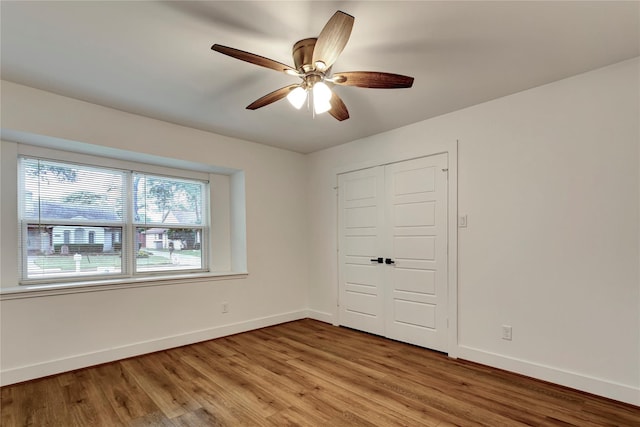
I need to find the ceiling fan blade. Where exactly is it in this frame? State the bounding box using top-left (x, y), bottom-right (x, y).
top-left (328, 92), bottom-right (349, 121)
top-left (212, 44), bottom-right (296, 74)
top-left (331, 71), bottom-right (414, 88)
top-left (246, 84), bottom-right (299, 110)
top-left (312, 11), bottom-right (354, 71)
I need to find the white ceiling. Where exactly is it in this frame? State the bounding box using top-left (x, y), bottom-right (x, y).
top-left (1, 1), bottom-right (638, 154)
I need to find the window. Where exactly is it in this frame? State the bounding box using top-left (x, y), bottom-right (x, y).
top-left (19, 157), bottom-right (208, 282)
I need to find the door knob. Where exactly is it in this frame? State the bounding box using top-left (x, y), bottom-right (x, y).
top-left (385, 258), bottom-right (395, 265)
top-left (370, 257), bottom-right (383, 264)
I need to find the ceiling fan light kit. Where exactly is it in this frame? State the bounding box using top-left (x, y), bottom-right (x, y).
top-left (211, 10), bottom-right (414, 121)
top-left (287, 86), bottom-right (307, 110)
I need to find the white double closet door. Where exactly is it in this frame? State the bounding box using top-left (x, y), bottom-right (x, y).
top-left (338, 154), bottom-right (448, 352)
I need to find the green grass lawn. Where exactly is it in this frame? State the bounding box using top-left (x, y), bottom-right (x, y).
top-left (153, 248), bottom-right (201, 257)
top-left (33, 254), bottom-right (173, 271)
top-left (32, 249), bottom-right (201, 273)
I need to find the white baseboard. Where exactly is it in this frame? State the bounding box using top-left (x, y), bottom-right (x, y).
top-left (305, 309), bottom-right (334, 324)
top-left (457, 344), bottom-right (640, 407)
top-left (0, 310), bottom-right (307, 386)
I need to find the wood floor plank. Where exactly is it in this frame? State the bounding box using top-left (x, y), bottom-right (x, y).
top-left (264, 406), bottom-right (335, 427)
top-left (2, 319), bottom-right (639, 426)
top-left (88, 361), bottom-right (160, 424)
top-left (170, 407), bottom-right (224, 427)
top-left (352, 351), bottom-right (555, 425)
top-left (284, 354), bottom-right (466, 426)
top-left (1, 379), bottom-right (50, 426)
top-left (126, 411), bottom-right (175, 427)
top-left (186, 352), bottom-right (285, 418)
top-left (120, 354), bottom-right (201, 419)
top-left (224, 330), bottom-right (440, 425)
top-left (0, 387), bottom-right (16, 426)
top-left (165, 344), bottom-right (278, 425)
top-left (61, 369), bottom-right (124, 426)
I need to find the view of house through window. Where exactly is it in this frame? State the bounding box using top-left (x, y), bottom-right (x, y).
top-left (20, 157), bottom-right (208, 281)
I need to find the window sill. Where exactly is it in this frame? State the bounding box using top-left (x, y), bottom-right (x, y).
top-left (0, 271), bottom-right (249, 300)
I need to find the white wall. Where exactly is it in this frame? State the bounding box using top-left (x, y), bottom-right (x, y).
top-left (0, 81), bottom-right (309, 384)
top-left (307, 58), bottom-right (640, 405)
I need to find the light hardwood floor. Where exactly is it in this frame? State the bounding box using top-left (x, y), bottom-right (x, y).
top-left (1, 319), bottom-right (639, 426)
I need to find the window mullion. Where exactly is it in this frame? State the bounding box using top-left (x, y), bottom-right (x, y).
top-left (125, 171), bottom-right (135, 276)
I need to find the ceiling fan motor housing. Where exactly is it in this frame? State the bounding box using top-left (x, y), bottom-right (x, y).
top-left (293, 38), bottom-right (317, 73)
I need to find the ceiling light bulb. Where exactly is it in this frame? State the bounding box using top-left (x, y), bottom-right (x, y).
top-left (312, 82), bottom-right (332, 114)
top-left (314, 99), bottom-right (332, 115)
top-left (313, 81), bottom-right (332, 103)
top-left (287, 86), bottom-right (307, 109)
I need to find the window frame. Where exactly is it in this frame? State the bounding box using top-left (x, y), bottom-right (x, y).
top-left (18, 155), bottom-right (211, 284)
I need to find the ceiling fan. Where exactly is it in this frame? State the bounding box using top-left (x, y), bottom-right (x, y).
top-left (211, 10), bottom-right (414, 121)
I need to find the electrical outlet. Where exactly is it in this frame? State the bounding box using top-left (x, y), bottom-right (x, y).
top-left (222, 302), bottom-right (229, 313)
top-left (502, 325), bottom-right (512, 341)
